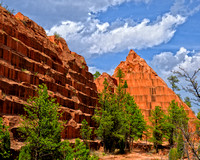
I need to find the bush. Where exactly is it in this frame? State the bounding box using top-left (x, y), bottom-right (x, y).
top-left (0, 118), bottom-right (10, 159)
top-left (169, 148), bottom-right (178, 160)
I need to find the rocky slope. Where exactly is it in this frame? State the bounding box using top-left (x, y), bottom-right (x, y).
top-left (95, 50), bottom-right (196, 121)
top-left (0, 6), bottom-right (98, 150)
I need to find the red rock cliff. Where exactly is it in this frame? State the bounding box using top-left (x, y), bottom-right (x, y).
top-left (95, 50), bottom-right (196, 120)
top-left (0, 6), bottom-right (98, 149)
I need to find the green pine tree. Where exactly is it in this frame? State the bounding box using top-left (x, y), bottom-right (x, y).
top-left (80, 119), bottom-right (92, 148)
top-left (19, 84), bottom-right (63, 160)
top-left (93, 71), bottom-right (101, 80)
top-left (167, 100), bottom-right (189, 146)
top-left (184, 96), bottom-right (192, 108)
top-left (18, 84), bottom-right (98, 160)
top-left (177, 133), bottom-right (184, 159)
top-left (150, 106), bottom-right (168, 153)
top-left (167, 75), bottom-right (180, 92)
top-left (93, 71), bottom-right (146, 153)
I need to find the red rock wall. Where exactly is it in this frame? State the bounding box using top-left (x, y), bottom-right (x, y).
top-left (0, 6), bottom-right (98, 147)
top-left (95, 50), bottom-right (196, 121)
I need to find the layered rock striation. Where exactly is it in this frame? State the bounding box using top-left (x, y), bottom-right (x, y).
top-left (95, 50), bottom-right (196, 120)
top-left (0, 6), bottom-right (98, 149)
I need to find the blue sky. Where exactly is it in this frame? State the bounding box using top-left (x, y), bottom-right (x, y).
top-left (2, 0), bottom-right (200, 111)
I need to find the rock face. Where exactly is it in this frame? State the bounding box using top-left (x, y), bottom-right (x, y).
top-left (95, 50), bottom-right (196, 120)
top-left (0, 6), bottom-right (98, 150)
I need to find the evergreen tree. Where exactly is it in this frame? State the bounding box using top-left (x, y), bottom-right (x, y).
top-left (93, 71), bottom-right (101, 80)
top-left (150, 106), bottom-right (168, 153)
top-left (177, 133), bottom-right (184, 159)
top-left (0, 117), bottom-right (10, 159)
top-left (93, 71), bottom-right (146, 153)
top-left (80, 119), bottom-right (92, 148)
top-left (184, 96), bottom-right (192, 108)
top-left (19, 84), bottom-right (62, 160)
top-left (167, 75), bottom-right (180, 92)
top-left (124, 93), bottom-right (146, 149)
top-left (18, 84), bottom-right (98, 160)
top-left (167, 100), bottom-right (189, 146)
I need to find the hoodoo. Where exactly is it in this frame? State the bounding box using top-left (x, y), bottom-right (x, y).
top-left (95, 49), bottom-right (196, 120)
top-left (0, 6), bottom-right (98, 150)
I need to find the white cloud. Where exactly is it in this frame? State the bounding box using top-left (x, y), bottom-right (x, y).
top-left (89, 66), bottom-right (115, 75)
top-left (46, 21), bottom-right (84, 39)
top-left (151, 47), bottom-right (200, 79)
top-left (47, 13), bottom-right (186, 57)
top-left (170, 0), bottom-right (200, 16)
top-left (151, 47), bottom-right (200, 112)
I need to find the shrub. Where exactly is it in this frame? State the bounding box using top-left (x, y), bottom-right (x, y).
top-left (169, 148), bottom-right (178, 160)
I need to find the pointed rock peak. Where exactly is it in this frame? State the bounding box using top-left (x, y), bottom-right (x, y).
top-left (101, 72), bottom-right (111, 77)
top-left (15, 12), bottom-right (25, 20)
top-left (95, 72), bottom-right (117, 92)
top-left (127, 49), bottom-right (141, 60)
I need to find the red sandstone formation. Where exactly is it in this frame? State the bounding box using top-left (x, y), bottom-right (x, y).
top-left (95, 50), bottom-right (196, 121)
top-left (0, 6), bottom-right (98, 151)
top-left (95, 72), bottom-right (117, 93)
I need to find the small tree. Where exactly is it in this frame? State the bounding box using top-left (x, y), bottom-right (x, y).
top-left (93, 73), bottom-right (146, 153)
top-left (54, 32), bottom-right (61, 39)
top-left (80, 119), bottom-right (92, 148)
top-left (184, 96), bottom-right (192, 108)
top-left (93, 71), bottom-right (101, 80)
top-left (167, 100), bottom-right (189, 146)
top-left (0, 118), bottom-right (10, 160)
top-left (167, 75), bottom-right (180, 92)
top-left (19, 84), bottom-right (63, 160)
top-left (177, 133), bottom-right (184, 159)
top-left (150, 106), bottom-right (168, 153)
top-left (169, 148), bottom-right (178, 160)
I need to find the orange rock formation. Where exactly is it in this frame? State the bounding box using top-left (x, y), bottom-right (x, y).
top-left (95, 50), bottom-right (196, 120)
top-left (0, 6), bottom-right (98, 150)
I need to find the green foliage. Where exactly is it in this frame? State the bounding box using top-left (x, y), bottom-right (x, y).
top-left (184, 96), bottom-right (192, 108)
top-left (54, 32), bottom-right (61, 39)
top-left (167, 75), bottom-right (180, 92)
top-left (177, 133), bottom-right (184, 159)
top-left (19, 84), bottom-right (63, 160)
top-left (123, 80), bottom-right (128, 89)
top-left (4, 5), bottom-right (15, 15)
top-left (93, 73), bottom-right (146, 153)
top-left (80, 119), bottom-right (92, 148)
top-left (19, 84), bottom-right (97, 160)
top-left (197, 111), bottom-right (200, 120)
top-left (169, 148), bottom-right (178, 160)
top-left (59, 139), bottom-right (98, 160)
top-left (149, 106), bottom-right (169, 153)
top-left (93, 71), bottom-right (101, 80)
top-left (0, 118), bottom-right (10, 159)
top-left (116, 68), bottom-right (124, 82)
top-left (124, 94), bottom-right (146, 141)
top-left (59, 140), bottom-right (74, 160)
top-left (167, 100), bottom-right (189, 146)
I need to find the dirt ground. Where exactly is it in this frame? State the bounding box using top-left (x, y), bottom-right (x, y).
top-left (92, 146), bottom-right (169, 160)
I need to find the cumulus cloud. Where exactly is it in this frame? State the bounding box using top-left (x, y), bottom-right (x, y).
top-left (151, 47), bottom-right (200, 78)
top-left (47, 13), bottom-right (186, 57)
top-left (151, 47), bottom-right (200, 112)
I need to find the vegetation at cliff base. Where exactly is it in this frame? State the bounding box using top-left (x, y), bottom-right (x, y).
top-left (19, 84), bottom-right (98, 160)
top-left (0, 118), bottom-right (10, 160)
top-left (93, 69), bottom-right (147, 153)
